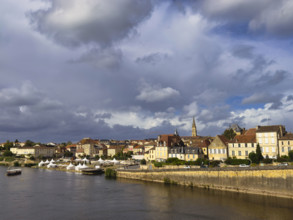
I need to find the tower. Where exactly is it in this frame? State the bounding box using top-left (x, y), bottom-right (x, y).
top-left (192, 117), bottom-right (197, 137)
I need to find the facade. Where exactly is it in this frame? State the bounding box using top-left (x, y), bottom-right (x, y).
top-left (76, 138), bottom-right (99, 157)
top-left (228, 131), bottom-right (256, 159)
top-left (278, 133), bottom-right (293, 156)
top-left (256, 125), bottom-right (285, 159)
top-left (11, 146), bottom-right (55, 158)
top-left (168, 147), bottom-right (203, 161)
top-left (208, 135), bottom-right (229, 161)
top-left (107, 146), bottom-right (123, 157)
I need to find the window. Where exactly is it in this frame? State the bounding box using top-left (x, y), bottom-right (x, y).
top-left (265, 138), bottom-right (268, 144)
top-left (289, 147), bottom-right (291, 151)
top-left (232, 151), bottom-right (235, 156)
top-left (265, 133), bottom-right (268, 137)
top-left (271, 138), bottom-right (275, 144)
top-left (245, 151), bottom-right (248, 156)
top-left (188, 154), bottom-right (190, 159)
top-left (270, 133), bottom-right (274, 137)
top-left (193, 154), bottom-right (195, 159)
top-left (245, 143), bottom-right (247, 148)
top-left (282, 141), bottom-right (284, 145)
top-left (266, 147), bottom-right (269, 153)
top-left (261, 147), bottom-right (263, 152)
top-left (282, 147), bottom-right (284, 152)
top-left (272, 147), bottom-right (276, 153)
top-left (288, 141), bottom-right (290, 145)
top-left (238, 144), bottom-right (240, 148)
top-left (238, 151), bottom-right (241, 156)
top-left (223, 149), bottom-right (226, 154)
top-left (259, 139), bottom-right (262, 144)
top-left (252, 143), bottom-right (255, 148)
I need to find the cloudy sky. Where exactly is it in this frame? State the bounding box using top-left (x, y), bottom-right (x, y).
top-left (1, 0), bottom-right (293, 143)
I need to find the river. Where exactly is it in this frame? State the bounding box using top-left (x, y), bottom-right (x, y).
top-left (0, 167), bottom-right (292, 220)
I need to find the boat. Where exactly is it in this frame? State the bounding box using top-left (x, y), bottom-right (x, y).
top-left (6, 167), bottom-right (22, 176)
top-left (81, 168), bottom-right (104, 175)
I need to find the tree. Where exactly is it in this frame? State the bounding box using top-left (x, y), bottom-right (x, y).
top-left (256, 144), bottom-right (264, 163)
top-left (25, 140), bottom-right (35, 147)
top-left (3, 150), bottom-right (13, 157)
top-left (4, 140), bottom-right (14, 151)
top-left (249, 152), bottom-right (258, 164)
top-left (64, 151), bottom-right (73, 157)
top-left (140, 159), bottom-right (146, 165)
top-left (289, 150), bottom-right (293, 161)
top-left (223, 128), bottom-right (236, 140)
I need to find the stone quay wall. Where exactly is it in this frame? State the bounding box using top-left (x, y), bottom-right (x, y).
top-left (117, 166), bottom-right (293, 199)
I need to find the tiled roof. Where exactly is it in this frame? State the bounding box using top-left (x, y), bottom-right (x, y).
top-left (244, 128), bottom-right (256, 135)
top-left (232, 135), bottom-right (256, 143)
top-left (256, 125), bottom-right (284, 133)
top-left (279, 133), bottom-right (293, 140)
top-left (217, 135), bottom-right (229, 145)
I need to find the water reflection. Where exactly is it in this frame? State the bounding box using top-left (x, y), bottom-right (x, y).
top-left (0, 167), bottom-right (292, 220)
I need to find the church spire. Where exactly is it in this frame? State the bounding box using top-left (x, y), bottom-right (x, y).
top-left (192, 117), bottom-right (197, 137)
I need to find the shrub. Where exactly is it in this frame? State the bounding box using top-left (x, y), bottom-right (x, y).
top-left (225, 157), bottom-right (250, 165)
top-left (164, 177), bottom-right (171, 185)
top-left (24, 163), bottom-right (37, 167)
top-left (105, 168), bottom-right (117, 179)
top-left (3, 150), bottom-right (13, 157)
top-left (140, 159), bottom-right (146, 165)
top-left (4, 157), bottom-right (15, 162)
top-left (154, 162), bottom-right (163, 167)
top-left (289, 150), bottom-right (293, 161)
top-left (14, 161), bottom-right (21, 167)
top-left (277, 155), bottom-right (289, 162)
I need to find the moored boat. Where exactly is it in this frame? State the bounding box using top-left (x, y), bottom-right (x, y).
top-left (6, 167), bottom-right (22, 176)
top-left (81, 168), bottom-right (104, 175)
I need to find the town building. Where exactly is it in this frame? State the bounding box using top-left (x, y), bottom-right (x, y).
top-left (256, 125), bottom-right (286, 159)
top-left (278, 133), bottom-right (293, 156)
top-left (208, 135), bottom-right (229, 161)
top-left (228, 128), bottom-right (256, 159)
top-left (10, 146), bottom-right (55, 158)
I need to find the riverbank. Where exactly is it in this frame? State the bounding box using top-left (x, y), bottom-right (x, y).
top-left (117, 166), bottom-right (293, 199)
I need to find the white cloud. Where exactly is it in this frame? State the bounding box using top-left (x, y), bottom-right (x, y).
top-left (136, 83), bottom-right (180, 103)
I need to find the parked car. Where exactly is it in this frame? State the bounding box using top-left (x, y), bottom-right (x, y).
top-left (239, 164), bottom-right (250, 168)
top-left (278, 162), bottom-right (289, 166)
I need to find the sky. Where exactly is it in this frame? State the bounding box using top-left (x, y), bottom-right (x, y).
top-left (1, 0), bottom-right (293, 143)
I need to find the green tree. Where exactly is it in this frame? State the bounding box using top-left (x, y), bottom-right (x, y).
top-left (256, 144), bottom-right (264, 163)
top-left (249, 151), bottom-right (258, 163)
top-left (64, 150), bottom-right (73, 157)
top-left (289, 150), bottom-right (293, 161)
top-left (4, 140), bottom-right (14, 151)
top-left (140, 159), bottom-right (146, 165)
top-left (3, 150), bottom-right (13, 157)
top-left (25, 140), bottom-right (35, 147)
top-left (222, 128), bottom-right (236, 140)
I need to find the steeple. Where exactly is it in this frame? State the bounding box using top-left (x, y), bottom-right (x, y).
top-left (192, 117), bottom-right (197, 137)
top-left (174, 129), bottom-right (179, 136)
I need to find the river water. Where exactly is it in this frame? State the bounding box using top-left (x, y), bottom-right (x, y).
top-left (0, 167), bottom-right (292, 220)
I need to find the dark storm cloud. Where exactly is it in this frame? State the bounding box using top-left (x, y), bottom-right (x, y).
top-left (28, 0), bottom-right (154, 47)
top-left (242, 93), bottom-right (283, 106)
top-left (200, 0), bottom-right (293, 38)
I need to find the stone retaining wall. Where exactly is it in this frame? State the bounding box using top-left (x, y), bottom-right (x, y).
top-left (117, 166), bottom-right (293, 199)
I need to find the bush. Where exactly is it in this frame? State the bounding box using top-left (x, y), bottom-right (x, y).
top-left (105, 168), bottom-right (117, 179)
top-left (140, 159), bottom-right (146, 165)
top-left (209, 160), bottom-right (221, 167)
top-left (3, 150), bottom-right (13, 157)
top-left (277, 155), bottom-right (289, 162)
top-left (14, 161), bottom-right (21, 167)
top-left (289, 150), bottom-right (293, 161)
top-left (29, 156), bottom-right (35, 160)
top-left (154, 162), bottom-right (163, 167)
top-left (225, 157), bottom-right (250, 165)
top-left (24, 163), bottom-right (37, 167)
top-left (262, 157), bottom-right (273, 164)
top-left (4, 157), bottom-right (15, 162)
top-left (164, 177), bottom-right (171, 185)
